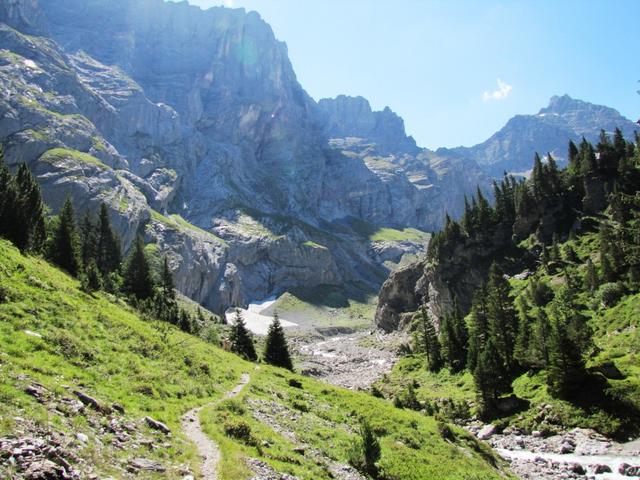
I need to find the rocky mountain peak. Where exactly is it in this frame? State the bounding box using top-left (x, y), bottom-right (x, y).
top-left (318, 95), bottom-right (417, 154)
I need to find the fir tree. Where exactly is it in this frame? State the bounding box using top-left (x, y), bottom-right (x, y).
top-left (96, 203), bottom-right (121, 276)
top-left (439, 297), bottom-right (468, 373)
top-left (416, 305), bottom-right (442, 372)
top-left (473, 337), bottom-right (502, 418)
top-left (161, 256), bottom-right (176, 302)
top-left (230, 308), bottom-right (257, 361)
top-left (546, 285), bottom-right (592, 399)
top-left (486, 263), bottom-right (518, 375)
top-left (81, 259), bottom-right (102, 293)
top-left (584, 258), bottom-right (598, 292)
top-left (14, 163), bottom-right (46, 252)
top-left (263, 312), bottom-right (293, 370)
top-left (0, 151), bottom-right (20, 244)
top-left (467, 284), bottom-right (489, 372)
top-left (48, 197), bottom-right (81, 276)
top-left (122, 236), bottom-right (154, 300)
top-left (80, 210), bottom-right (97, 267)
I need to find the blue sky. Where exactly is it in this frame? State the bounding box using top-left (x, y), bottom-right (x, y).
top-left (168, 0), bottom-right (639, 149)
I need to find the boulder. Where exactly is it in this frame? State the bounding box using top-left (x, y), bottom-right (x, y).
top-left (144, 416), bottom-right (171, 435)
top-left (477, 424), bottom-right (498, 441)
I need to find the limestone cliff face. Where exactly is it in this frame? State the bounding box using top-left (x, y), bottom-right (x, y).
top-left (0, 0), bottom-right (444, 314)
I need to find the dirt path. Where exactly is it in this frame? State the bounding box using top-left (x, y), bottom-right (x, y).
top-left (181, 373), bottom-right (251, 479)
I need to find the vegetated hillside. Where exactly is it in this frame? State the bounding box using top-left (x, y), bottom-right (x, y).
top-left (374, 130), bottom-right (640, 438)
top-left (0, 240), bottom-right (512, 479)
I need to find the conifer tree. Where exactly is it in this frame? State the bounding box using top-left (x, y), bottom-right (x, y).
top-left (161, 256), bottom-right (176, 302)
top-left (15, 163), bottom-right (46, 252)
top-left (82, 259), bottom-right (103, 293)
top-left (546, 285), bottom-right (592, 399)
top-left (80, 210), bottom-right (97, 267)
top-left (96, 203), bottom-right (121, 276)
top-left (467, 284), bottom-right (489, 372)
top-left (473, 337), bottom-right (502, 418)
top-left (486, 263), bottom-right (518, 375)
top-left (229, 308), bottom-right (257, 361)
top-left (568, 140), bottom-right (579, 172)
top-left (263, 312), bottom-right (293, 370)
top-left (439, 297), bottom-right (468, 373)
top-left (0, 151), bottom-right (20, 244)
top-left (122, 236), bottom-right (154, 300)
top-left (584, 258), bottom-right (598, 292)
top-left (48, 197), bottom-right (81, 276)
top-left (416, 305), bottom-right (442, 372)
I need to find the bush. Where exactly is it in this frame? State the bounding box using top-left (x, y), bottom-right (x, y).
top-left (437, 420), bottom-right (455, 441)
top-left (596, 282), bottom-right (625, 307)
top-left (288, 378), bottom-right (303, 389)
top-left (223, 419), bottom-right (255, 445)
top-left (291, 400), bottom-right (309, 412)
top-left (219, 398), bottom-right (246, 415)
top-left (347, 418), bottom-right (380, 478)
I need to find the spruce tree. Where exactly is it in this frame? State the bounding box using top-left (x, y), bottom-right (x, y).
top-left (48, 197), bottom-right (81, 276)
top-left (546, 285), bottom-right (592, 399)
top-left (473, 337), bottom-right (502, 418)
top-left (96, 203), bottom-right (121, 276)
top-left (230, 308), bottom-right (257, 361)
top-left (439, 297), bottom-right (468, 373)
top-left (81, 259), bottom-right (102, 293)
top-left (467, 284), bottom-right (489, 372)
top-left (15, 163), bottom-right (46, 252)
top-left (584, 258), bottom-right (598, 292)
top-left (263, 312), bottom-right (293, 370)
top-left (486, 263), bottom-right (518, 375)
top-left (122, 236), bottom-right (154, 300)
top-left (161, 256), bottom-right (176, 302)
top-left (417, 305), bottom-right (442, 372)
top-left (80, 210), bottom-right (97, 267)
top-left (0, 151), bottom-right (20, 244)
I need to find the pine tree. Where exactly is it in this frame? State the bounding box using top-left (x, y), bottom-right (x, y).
top-left (473, 337), bottom-right (502, 418)
top-left (48, 197), bottom-right (81, 276)
top-left (529, 309), bottom-right (552, 368)
top-left (81, 259), bottom-right (102, 293)
top-left (96, 203), bottom-right (121, 276)
top-left (439, 297), bottom-right (468, 373)
top-left (416, 305), bottom-right (442, 372)
top-left (263, 313), bottom-right (293, 370)
top-left (546, 285), bottom-right (592, 399)
top-left (467, 284), bottom-right (489, 372)
top-left (15, 163), bottom-right (46, 252)
top-left (584, 258), bottom-right (598, 292)
top-left (122, 236), bottom-right (154, 300)
top-left (161, 256), bottom-right (176, 302)
top-left (230, 308), bottom-right (257, 361)
top-left (486, 263), bottom-right (518, 375)
top-left (0, 151), bottom-right (20, 244)
top-left (568, 140), bottom-right (580, 172)
top-left (80, 210), bottom-right (97, 267)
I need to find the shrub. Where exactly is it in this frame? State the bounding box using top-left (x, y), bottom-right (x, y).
top-left (347, 418), bottom-right (381, 478)
top-left (291, 400), bottom-right (309, 412)
top-left (288, 378), bottom-right (303, 389)
top-left (596, 282), bottom-right (625, 307)
top-left (219, 398), bottom-right (246, 415)
top-left (223, 419), bottom-right (255, 445)
top-left (437, 420), bottom-right (455, 441)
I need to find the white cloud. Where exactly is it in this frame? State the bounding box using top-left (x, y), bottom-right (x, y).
top-left (483, 78), bottom-right (513, 102)
top-left (221, 0), bottom-right (235, 6)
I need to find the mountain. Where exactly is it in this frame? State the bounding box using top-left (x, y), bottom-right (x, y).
top-left (0, 0), bottom-right (446, 313)
top-left (441, 94), bottom-right (638, 176)
top-left (0, 0), bottom-right (635, 317)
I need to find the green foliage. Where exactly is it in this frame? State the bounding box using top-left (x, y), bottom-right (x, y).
top-left (439, 297), bottom-right (468, 373)
top-left (415, 306), bottom-right (442, 372)
top-left (230, 309), bottom-right (258, 361)
top-left (263, 313), bottom-right (293, 370)
top-left (595, 282), bottom-right (625, 308)
top-left (347, 417), bottom-right (381, 478)
top-left (47, 197), bottom-right (81, 276)
top-left (122, 236), bottom-right (155, 300)
top-left (0, 155), bottom-right (46, 253)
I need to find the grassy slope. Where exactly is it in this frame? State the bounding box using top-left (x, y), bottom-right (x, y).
top-left (376, 232), bottom-right (640, 437)
top-left (0, 240), bottom-right (511, 479)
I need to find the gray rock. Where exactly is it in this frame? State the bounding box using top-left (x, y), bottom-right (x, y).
top-left (477, 424), bottom-right (498, 441)
top-left (144, 416), bottom-right (171, 435)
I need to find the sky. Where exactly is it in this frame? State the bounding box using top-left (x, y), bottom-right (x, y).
top-left (168, 0), bottom-right (640, 149)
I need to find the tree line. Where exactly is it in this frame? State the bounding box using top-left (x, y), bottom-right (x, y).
top-left (418, 130), bottom-right (640, 417)
top-left (0, 151), bottom-right (295, 371)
